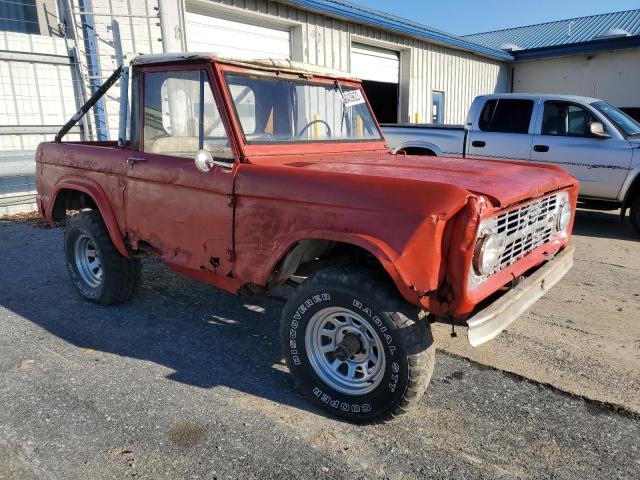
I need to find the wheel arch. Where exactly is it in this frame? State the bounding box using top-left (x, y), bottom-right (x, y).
top-left (265, 233), bottom-right (417, 304)
top-left (393, 142), bottom-right (441, 157)
top-left (49, 179), bottom-right (129, 258)
top-left (621, 168), bottom-right (640, 218)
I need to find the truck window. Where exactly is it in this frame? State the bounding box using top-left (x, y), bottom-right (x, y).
top-left (541, 101), bottom-right (598, 137)
top-left (143, 70), bottom-right (232, 159)
top-left (224, 72), bottom-right (382, 143)
top-left (478, 99), bottom-right (534, 134)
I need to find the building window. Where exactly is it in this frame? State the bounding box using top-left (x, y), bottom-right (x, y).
top-left (0, 0), bottom-right (57, 35)
top-left (432, 91), bottom-right (444, 124)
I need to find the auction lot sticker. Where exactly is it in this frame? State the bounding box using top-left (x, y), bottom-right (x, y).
top-left (342, 89), bottom-right (365, 107)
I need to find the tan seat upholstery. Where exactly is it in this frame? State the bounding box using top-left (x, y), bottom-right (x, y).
top-left (146, 136), bottom-right (200, 156)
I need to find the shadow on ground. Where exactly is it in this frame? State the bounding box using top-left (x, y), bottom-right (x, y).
top-left (573, 207), bottom-right (637, 241)
top-left (0, 220), bottom-right (329, 416)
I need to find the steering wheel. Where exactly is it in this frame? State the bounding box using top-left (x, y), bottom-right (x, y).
top-left (297, 119), bottom-right (332, 139)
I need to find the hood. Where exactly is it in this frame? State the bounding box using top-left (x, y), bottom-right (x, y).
top-left (278, 153), bottom-right (575, 208)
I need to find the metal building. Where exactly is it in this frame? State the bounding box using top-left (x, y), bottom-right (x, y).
top-left (0, 0), bottom-right (513, 150)
top-left (464, 9), bottom-right (640, 121)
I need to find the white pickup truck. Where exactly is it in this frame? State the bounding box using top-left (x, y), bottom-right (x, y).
top-left (382, 94), bottom-right (640, 235)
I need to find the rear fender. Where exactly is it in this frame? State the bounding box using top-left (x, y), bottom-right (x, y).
top-left (392, 141), bottom-right (444, 156)
top-left (49, 178), bottom-right (129, 258)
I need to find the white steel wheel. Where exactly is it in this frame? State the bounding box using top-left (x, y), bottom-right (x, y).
top-left (73, 233), bottom-right (104, 288)
top-left (305, 306), bottom-right (386, 396)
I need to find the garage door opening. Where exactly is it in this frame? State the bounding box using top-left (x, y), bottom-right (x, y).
top-left (350, 43), bottom-right (399, 123)
top-left (361, 81), bottom-right (399, 123)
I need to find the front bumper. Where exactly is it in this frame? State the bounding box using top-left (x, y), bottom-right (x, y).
top-left (466, 244), bottom-right (575, 347)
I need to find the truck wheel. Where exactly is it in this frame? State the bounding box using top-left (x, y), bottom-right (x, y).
top-left (630, 195), bottom-right (640, 235)
top-left (280, 268), bottom-right (435, 423)
top-left (64, 210), bottom-right (140, 305)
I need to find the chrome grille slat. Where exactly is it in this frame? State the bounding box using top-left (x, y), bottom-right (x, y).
top-left (482, 194), bottom-right (560, 276)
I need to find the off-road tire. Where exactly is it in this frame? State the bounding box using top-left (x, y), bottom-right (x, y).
top-left (280, 267), bottom-right (435, 423)
top-left (64, 210), bottom-right (140, 305)
top-left (630, 195), bottom-right (640, 236)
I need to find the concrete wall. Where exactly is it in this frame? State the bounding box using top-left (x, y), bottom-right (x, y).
top-left (513, 48), bottom-right (640, 108)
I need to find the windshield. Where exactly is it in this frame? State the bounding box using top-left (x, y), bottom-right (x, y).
top-left (224, 72), bottom-right (382, 143)
top-left (591, 101), bottom-right (640, 137)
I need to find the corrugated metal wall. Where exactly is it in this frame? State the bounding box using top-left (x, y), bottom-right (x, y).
top-left (181, 0), bottom-right (509, 124)
top-left (66, 0), bottom-right (163, 140)
top-left (70, 0), bottom-right (508, 133)
top-left (0, 31), bottom-right (81, 150)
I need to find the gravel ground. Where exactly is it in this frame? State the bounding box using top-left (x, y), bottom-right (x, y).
top-left (1, 218), bottom-right (639, 479)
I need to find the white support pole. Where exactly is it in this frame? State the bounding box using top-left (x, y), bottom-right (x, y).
top-left (158, 0), bottom-right (186, 53)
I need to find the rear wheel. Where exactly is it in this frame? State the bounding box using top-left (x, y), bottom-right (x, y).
top-left (630, 195), bottom-right (640, 235)
top-left (281, 268), bottom-right (435, 423)
top-left (64, 210), bottom-right (140, 305)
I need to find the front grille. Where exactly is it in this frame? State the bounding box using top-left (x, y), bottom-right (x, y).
top-left (491, 194), bottom-right (558, 273)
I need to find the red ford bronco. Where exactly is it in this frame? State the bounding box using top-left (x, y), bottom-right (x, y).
top-left (36, 53), bottom-right (578, 422)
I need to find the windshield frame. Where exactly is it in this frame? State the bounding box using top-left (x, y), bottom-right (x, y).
top-left (590, 101), bottom-right (640, 138)
top-left (220, 66), bottom-right (384, 146)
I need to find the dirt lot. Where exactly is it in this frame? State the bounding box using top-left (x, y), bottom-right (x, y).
top-left (434, 208), bottom-right (640, 413)
top-left (0, 210), bottom-right (639, 479)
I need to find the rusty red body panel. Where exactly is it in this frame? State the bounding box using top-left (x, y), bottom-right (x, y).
top-left (36, 55), bottom-right (578, 321)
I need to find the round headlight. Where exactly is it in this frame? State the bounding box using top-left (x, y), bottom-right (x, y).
top-left (473, 233), bottom-right (501, 276)
top-left (557, 201), bottom-right (572, 232)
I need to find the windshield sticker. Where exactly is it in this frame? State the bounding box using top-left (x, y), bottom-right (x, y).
top-left (342, 90), bottom-right (365, 107)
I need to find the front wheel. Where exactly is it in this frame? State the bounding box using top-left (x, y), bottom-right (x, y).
top-left (280, 268), bottom-right (435, 423)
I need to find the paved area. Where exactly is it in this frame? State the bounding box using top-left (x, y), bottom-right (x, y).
top-left (1, 216), bottom-right (639, 479)
top-left (0, 151), bottom-right (36, 216)
top-left (434, 208), bottom-right (640, 413)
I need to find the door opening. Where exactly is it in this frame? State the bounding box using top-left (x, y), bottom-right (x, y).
top-left (361, 80), bottom-right (399, 124)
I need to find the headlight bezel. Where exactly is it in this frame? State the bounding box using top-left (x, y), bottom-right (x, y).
top-left (472, 231), bottom-right (502, 276)
top-left (556, 200), bottom-right (572, 232)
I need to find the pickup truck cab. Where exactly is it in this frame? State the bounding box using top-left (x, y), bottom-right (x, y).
top-left (383, 93), bottom-right (640, 234)
top-left (37, 54), bottom-right (578, 422)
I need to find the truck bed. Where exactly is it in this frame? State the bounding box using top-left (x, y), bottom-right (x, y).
top-left (381, 124), bottom-right (466, 157)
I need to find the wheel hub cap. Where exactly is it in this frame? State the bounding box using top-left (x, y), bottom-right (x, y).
top-left (305, 307), bottom-right (386, 396)
top-left (74, 234), bottom-right (103, 288)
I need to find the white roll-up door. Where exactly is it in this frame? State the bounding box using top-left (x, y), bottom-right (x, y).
top-left (185, 11), bottom-right (291, 60)
top-left (350, 43), bottom-right (399, 83)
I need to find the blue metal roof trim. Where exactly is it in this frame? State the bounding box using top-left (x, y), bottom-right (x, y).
top-left (284, 0), bottom-right (514, 60)
top-left (462, 9), bottom-right (640, 51)
top-left (511, 36), bottom-right (640, 61)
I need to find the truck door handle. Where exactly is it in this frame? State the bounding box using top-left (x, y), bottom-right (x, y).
top-left (533, 145), bottom-right (549, 152)
top-left (126, 157), bottom-right (147, 168)
top-left (472, 140), bottom-right (485, 148)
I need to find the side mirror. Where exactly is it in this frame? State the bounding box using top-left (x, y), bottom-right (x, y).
top-left (194, 149), bottom-right (214, 172)
top-left (588, 122), bottom-right (611, 139)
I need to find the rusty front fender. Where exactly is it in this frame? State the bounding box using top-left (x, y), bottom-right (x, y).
top-left (48, 178), bottom-right (129, 258)
top-left (263, 229), bottom-right (420, 302)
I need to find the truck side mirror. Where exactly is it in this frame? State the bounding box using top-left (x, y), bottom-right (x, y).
top-left (588, 122), bottom-right (610, 139)
top-left (195, 149), bottom-right (214, 172)
top-left (194, 149), bottom-right (233, 172)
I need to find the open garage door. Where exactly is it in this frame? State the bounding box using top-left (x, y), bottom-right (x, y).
top-left (350, 43), bottom-right (399, 123)
top-left (185, 11), bottom-right (291, 60)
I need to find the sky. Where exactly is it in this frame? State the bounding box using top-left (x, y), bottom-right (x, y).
top-left (351, 0), bottom-right (640, 35)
